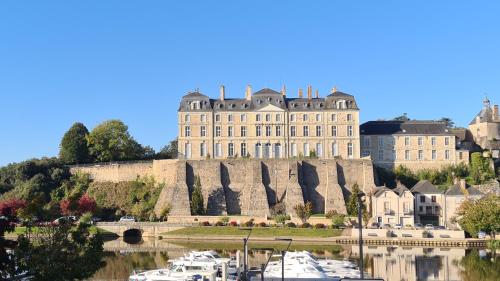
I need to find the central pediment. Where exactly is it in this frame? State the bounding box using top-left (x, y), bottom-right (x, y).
top-left (257, 104), bottom-right (285, 112)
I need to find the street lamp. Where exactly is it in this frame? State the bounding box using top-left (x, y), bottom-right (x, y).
top-left (357, 192), bottom-right (366, 279)
top-left (250, 247), bottom-right (275, 281)
top-left (239, 227), bottom-right (253, 280)
top-left (275, 238), bottom-right (293, 281)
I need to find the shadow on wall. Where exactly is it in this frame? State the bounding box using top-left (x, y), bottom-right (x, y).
top-left (301, 161), bottom-right (324, 213)
top-left (336, 162), bottom-right (351, 203)
top-left (221, 163), bottom-right (241, 215)
top-left (186, 163), bottom-right (195, 202)
top-left (261, 162), bottom-right (277, 206)
top-left (207, 188), bottom-right (226, 215)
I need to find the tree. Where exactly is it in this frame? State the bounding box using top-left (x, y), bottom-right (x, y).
top-left (393, 113), bottom-right (410, 121)
top-left (457, 195), bottom-right (500, 237)
top-left (15, 221), bottom-right (105, 280)
top-left (470, 152), bottom-right (495, 184)
top-left (439, 117), bottom-right (455, 128)
top-left (59, 122), bottom-right (91, 164)
top-left (77, 194), bottom-right (96, 215)
top-left (346, 183), bottom-right (363, 216)
top-left (159, 204), bottom-right (171, 221)
top-left (394, 165), bottom-right (418, 188)
top-left (86, 120), bottom-right (147, 162)
top-left (293, 201), bottom-right (313, 224)
top-left (0, 198), bottom-right (27, 218)
top-left (157, 139), bottom-right (178, 159)
top-left (190, 176), bottom-right (205, 215)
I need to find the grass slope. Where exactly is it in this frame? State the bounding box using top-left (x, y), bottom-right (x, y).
top-left (165, 227), bottom-right (342, 238)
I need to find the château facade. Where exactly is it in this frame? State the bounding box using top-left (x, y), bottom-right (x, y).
top-left (178, 86), bottom-right (361, 160)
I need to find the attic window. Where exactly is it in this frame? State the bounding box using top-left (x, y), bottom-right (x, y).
top-left (218, 104), bottom-right (223, 109)
top-left (258, 99), bottom-right (262, 104)
top-left (319, 103), bottom-right (324, 108)
top-left (268, 97), bottom-right (272, 101)
top-left (402, 129), bottom-right (407, 133)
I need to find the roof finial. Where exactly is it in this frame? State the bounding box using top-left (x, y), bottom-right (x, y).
top-left (331, 86), bottom-right (337, 94)
top-left (483, 95), bottom-right (491, 108)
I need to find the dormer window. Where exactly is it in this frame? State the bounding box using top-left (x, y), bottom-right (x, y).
top-left (189, 101), bottom-right (201, 110)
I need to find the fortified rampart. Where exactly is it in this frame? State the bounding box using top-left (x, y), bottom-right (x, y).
top-left (70, 159), bottom-right (376, 217)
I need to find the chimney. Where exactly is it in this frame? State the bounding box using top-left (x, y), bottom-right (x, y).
top-left (307, 85), bottom-right (312, 100)
top-left (315, 89), bottom-right (319, 98)
top-left (281, 84), bottom-right (286, 96)
top-left (245, 85), bottom-right (252, 101)
top-left (493, 105), bottom-right (499, 121)
top-left (453, 177), bottom-right (459, 185)
top-left (298, 88), bottom-right (303, 98)
top-left (331, 86), bottom-right (337, 94)
top-left (459, 179), bottom-right (467, 189)
top-left (220, 85), bottom-right (225, 100)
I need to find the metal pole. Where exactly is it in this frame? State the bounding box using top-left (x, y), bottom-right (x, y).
top-left (260, 264), bottom-right (265, 281)
top-left (281, 250), bottom-right (285, 281)
top-left (357, 195), bottom-right (364, 279)
top-left (244, 238), bottom-right (248, 280)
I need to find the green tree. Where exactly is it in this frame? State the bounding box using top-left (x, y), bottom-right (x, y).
top-left (15, 221), bottom-right (105, 280)
top-left (394, 165), bottom-right (418, 187)
top-left (457, 195), bottom-right (500, 237)
top-left (59, 122), bottom-right (91, 164)
top-left (439, 117), bottom-right (455, 128)
top-left (86, 120), bottom-right (147, 162)
top-left (157, 139), bottom-right (178, 159)
top-left (470, 152), bottom-right (495, 184)
top-left (330, 211), bottom-right (346, 229)
top-left (190, 176), bottom-right (205, 215)
top-left (293, 201), bottom-right (313, 224)
top-left (347, 183), bottom-right (364, 216)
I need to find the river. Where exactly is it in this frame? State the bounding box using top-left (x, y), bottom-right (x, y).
top-left (88, 237), bottom-right (499, 281)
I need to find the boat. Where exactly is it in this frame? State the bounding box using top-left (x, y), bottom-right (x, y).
top-left (128, 259), bottom-right (219, 281)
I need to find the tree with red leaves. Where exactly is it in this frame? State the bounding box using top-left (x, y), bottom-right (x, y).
top-left (77, 194), bottom-right (96, 215)
top-left (59, 199), bottom-right (74, 216)
top-left (0, 199), bottom-right (27, 218)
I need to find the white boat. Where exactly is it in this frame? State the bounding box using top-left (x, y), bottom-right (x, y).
top-left (128, 260), bottom-right (219, 281)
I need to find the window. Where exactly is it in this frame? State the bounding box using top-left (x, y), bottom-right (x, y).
top-left (378, 137), bottom-right (384, 147)
top-left (265, 114), bottom-right (271, 122)
top-left (228, 126), bottom-right (233, 137)
top-left (303, 114), bottom-right (308, 121)
top-left (332, 126), bottom-right (337, 136)
top-left (304, 143), bottom-right (310, 156)
top-left (291, 143), bottom-right (297, 157)
top-left (418, 137), bottom-right (423, 146)
top-left (215, 126), bottom-right (221, 137)
top-left (332, 142), bottom-right (339, 157)
top-left (434, 206), bottom-right (439, 214)
top-left (384, 202), bottom-right (390, 212)
top-left (391, 150), bottom-right (396, 160)
top-left (184, 126), bottom-right (191, 137)
top-left (347, 125), bottom-right (353, 137)
top-left (445, 150), bottom-right (450, 160)
top-left (215, 143), bottom-right (222, 157)
top-left (431, 195), bottom-right (436, 203)
top-left (445, 137), bottom-right (450, 146)
top-left (419, 206), bottom-right (423, 212)
top-left (241, 143), bottom-right (247, 157)
top-left (331, 114), bottom-right (337, 121)
top-left (363, 136), bottom-right (370, 147)
top-left (240, 114), bottom-right (247, 122)
top-left (228, 143), bottom-right (234, 157)
top-left (404, 137), bottom-right (410, 146)
top-left (184, 143), bottom-right (191, 159)
top-left (347, 143), bottom-right (353, 158)
top-left (215, 114), bottom-right (221, 122)
top-left (316, 125), bottom-right (322, 137)
top-left (256, 114), bottom-right (261, 122)
top-left (255, 143), bottom-right (261, 158)
top-left (228, 114), bottom-right (233, 122)
top-left (432, 150), bottom-right (437, 160)
top-left (200, 143), bottom-right (206, 157)
top-left (316, 114), bottom-right (321, 122)
top-left (361, 150), bottom-right (370, 157)
top-left (459, 152), bottom-right (463, 160)
top-left (405, 150), bottom-right (410, 160)
top-left (264, 143), bottom-right (271, 158)
top-left (276, 114), bottom-right (281, 122)
top-left (185, 114), bottom-right (190, 122)
top-left (256, 126), bottom-right (261, 137)
top-left (418, 150), bottom-right (423, 160)
top-left (241, 126), bottom-right (247, 137)
top-left (426, 206), bottom-right (432, 214)
top-left (303, 126), bottom-right (309, 137)
top-left (200, 126), bottom-right (206, 137)
top-left (347, 114), bottom-right (352, 121)
top-left (290, 126), bottom-right (296, 137)
top-left (420, 195), bottom-right (425, 203)
top-left (316, 143), bottom-right (323, 157)
top-left (266, 126), bottom-right (271, 137)
top-left (276, 126), bottom-right (281, 137)
top-left (403, 202), bottom-right (410, 213)
top-left (274, 143), bottom-right (281, 158)
top-left (378, 150), bottom-right (384, 161)
top-left (201, 114), bottom-right (206, 122)
top-left (290, 114), bottom-right (296, 122)
top-left (431, 137), bottom-right (436, 146)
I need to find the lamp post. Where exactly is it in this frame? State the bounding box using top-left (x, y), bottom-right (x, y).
top-left (275, 238), bottom-right (293, 281)
top-left (357, 192), bottom-right (366, 279)
top-left (239, 227), bottom-right (253, 280)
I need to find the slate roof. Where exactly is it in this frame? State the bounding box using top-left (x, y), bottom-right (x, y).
top-left (373, 187), bottom-right (393, 197)
top-left (393, 184), bottom-right (411, 196)
top-left (360, 120), bottom-right (452, 136)
top-left (445, 184), bottom-right (484, 196)
top-left (253, 88), bottom-right (282, 96)
top-left (410, 180), bottom-right (442, 194)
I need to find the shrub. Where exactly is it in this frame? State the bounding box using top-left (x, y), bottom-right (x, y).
top-left (199, 221), bottom-right (211, 226)
top-left (79, 212), bottom-right (92, 225)
top-left (214, 221), bottom-right (224, 226)
top-left (149, 213), bottom-right (157, 222)
top-left (241, 220), bottom-right (254, 227)
top-left (325, 210), bottom-right (337, 219)
top-left (228, 221), bottom-right (238, 227)
top-left (219, 216), bottom-right (230, 225)
top-left (270, 202), bottom-right (286, 216)
top-left (314, 223), bottom-right (325, 229)
top-left (258, 222), bottom-right (267, 227)
top-left (301, 222), bottom-right (312, 228)
top-left (293, 202), bottom-right (313, 224)
top-left (160, 204), bottom-right (171, 221)
top-left (274, 214), bottom-right (290, 224)
top-left (285, 222), bottom-right (296, 228)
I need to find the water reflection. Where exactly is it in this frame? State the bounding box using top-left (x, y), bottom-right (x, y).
top-left (88, 237), bottom-right (499, 281)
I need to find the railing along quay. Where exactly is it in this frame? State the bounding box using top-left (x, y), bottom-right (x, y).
top-left (334, 238), bottom-right (487, 248)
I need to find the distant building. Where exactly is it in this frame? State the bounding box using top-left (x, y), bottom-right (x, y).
top-left (178, 86), bottom-right (361, 160)
top-left (372, 184), bottom-right (415, 226)
top-left (410, 180), bottom-right (445, 226)
top-left (443, 179), bottom-right (484, 229)
top-left (468, 97), bottom-right (500, 158)
top-left (360, 120), bottom-right (467, 171)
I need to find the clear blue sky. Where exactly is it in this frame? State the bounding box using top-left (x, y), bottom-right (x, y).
top-left (1, 1), bottom-right (499, 166)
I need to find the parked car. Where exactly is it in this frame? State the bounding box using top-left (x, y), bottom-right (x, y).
top-left (424, 224), bottom-right (435, 230)
top-left (91, 217), bottom-right (102, 224)
top-left (119, 216), bottom-right (136, 222)
top-left (394, 224), bottom-right (403, 229)
top-left (435, 225), bottom-right (446, 230)
top-left (414, 223), bottom-right (423, 229)
top-left (478, 231), bottom-right (487, 239)
top-left (382, 224), bottom-right (391, 229)
top-left (52, 216), bottom-right (77, 225)
top-left (370, 222), bottom-right (380, 229)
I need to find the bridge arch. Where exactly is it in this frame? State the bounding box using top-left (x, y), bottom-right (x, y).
top-left (123, 228), bottom-right (143, 244)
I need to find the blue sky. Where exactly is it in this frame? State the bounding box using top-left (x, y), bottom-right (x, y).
top-left (1, 1), bottom-right (499, 166)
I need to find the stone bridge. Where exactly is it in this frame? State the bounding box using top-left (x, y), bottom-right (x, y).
top-left (96, 222), bottom-right (189, 237)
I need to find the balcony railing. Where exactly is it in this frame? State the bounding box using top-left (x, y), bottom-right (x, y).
top-left (403, 210), bottom-right (413, 215)
top-left (384, 209), bottom-right (394, 215)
